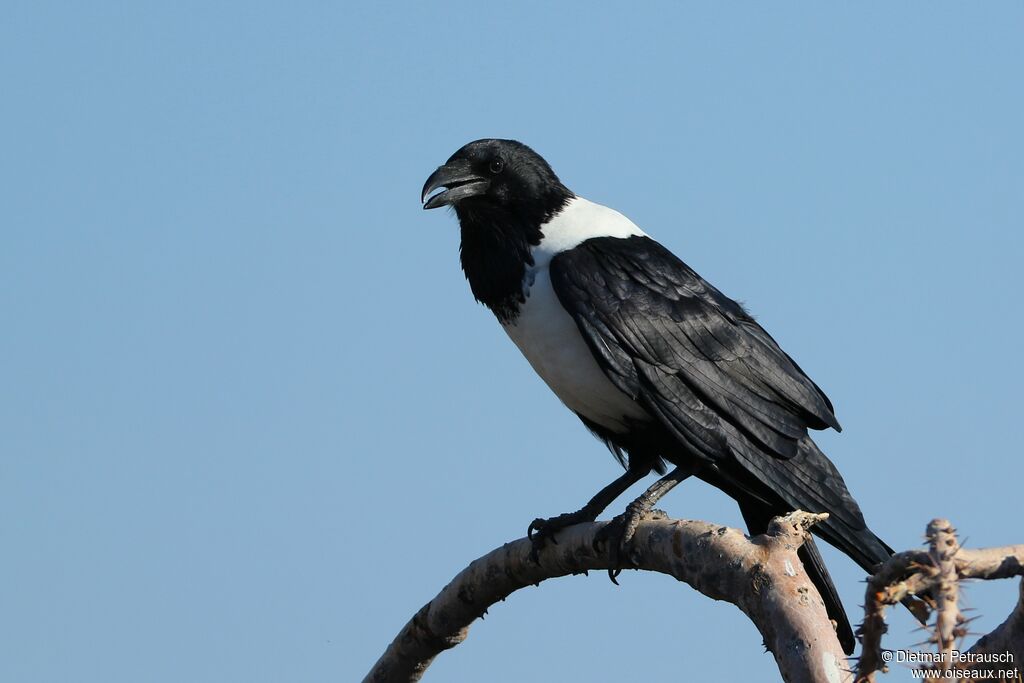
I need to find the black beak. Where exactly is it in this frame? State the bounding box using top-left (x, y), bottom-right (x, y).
top-left (421, 160), bottom-right (490, 210)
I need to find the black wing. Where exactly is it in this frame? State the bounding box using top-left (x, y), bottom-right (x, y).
top-left (550, 235), bottom-right (878, 539)
top-left (550, 235), bottom-right (839, 461)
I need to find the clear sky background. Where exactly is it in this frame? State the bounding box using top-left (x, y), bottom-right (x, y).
top-left (3, 3), bottom-right (1022, 682)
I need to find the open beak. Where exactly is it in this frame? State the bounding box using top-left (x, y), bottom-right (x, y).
top-left (421, 160), bottom-right (490, 210)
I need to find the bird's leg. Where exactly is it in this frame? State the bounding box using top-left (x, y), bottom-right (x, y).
top-left (527, 467), bottom-right (648, 557)
top-left (596, 465), bottom-right (695, 582)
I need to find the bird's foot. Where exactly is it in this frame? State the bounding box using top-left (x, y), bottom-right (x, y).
top-left (527, 508), bottom-right (599, 563)
top-left (594, 505), bottom-right (668, 584)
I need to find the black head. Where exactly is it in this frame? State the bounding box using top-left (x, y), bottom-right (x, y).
top-left (421, 139), bottom-right (575, 323)
top-left (421, 139), bottom-right (572, 223)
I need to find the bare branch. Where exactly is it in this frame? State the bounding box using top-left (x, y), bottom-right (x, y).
top-left (363, 512), bottom-right (851, 683)
top-left (955, 546), bottom-right (1024, 581)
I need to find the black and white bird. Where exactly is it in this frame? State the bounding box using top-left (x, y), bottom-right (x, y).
top-left (421, 139), bottom-right (911, 654)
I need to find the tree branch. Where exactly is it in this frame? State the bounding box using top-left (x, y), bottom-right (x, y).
top-left (363, 511), bottom-right (851, 683)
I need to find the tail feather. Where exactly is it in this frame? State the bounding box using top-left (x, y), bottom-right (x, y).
top-left (812, 516), bottom-right (893, 574)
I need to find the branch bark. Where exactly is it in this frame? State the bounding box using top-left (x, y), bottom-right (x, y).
top-left (363, 511), bottom-right (851, 683)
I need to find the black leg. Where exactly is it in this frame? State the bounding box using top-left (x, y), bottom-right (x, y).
top-left (597, 465), bottom-right (695, 582)
top-left (528, 466), bottom-right (649, 554)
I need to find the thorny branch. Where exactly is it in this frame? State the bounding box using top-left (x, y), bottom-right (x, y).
top-left (855, 519), bottom-right (1024, 683)
top-left (929, 519), bottom-right (964, 671)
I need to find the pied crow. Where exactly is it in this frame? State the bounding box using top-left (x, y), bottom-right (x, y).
top-left (421, 139), bottom-right (912, 654)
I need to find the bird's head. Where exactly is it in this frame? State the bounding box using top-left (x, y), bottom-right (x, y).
top-left (421, 139), bottom-right (572, 222)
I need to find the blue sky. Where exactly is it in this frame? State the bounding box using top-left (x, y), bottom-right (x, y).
top-left (2, 3), bottom-right (1022, 682)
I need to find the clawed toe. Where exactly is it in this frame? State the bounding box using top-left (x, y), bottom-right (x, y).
top-left (527, 518), bottom-right (560, 564)
top-left (594, 515), bottom-right (636, 583)
top-left (593, 506), bottom-right (667, 583)
top-left (527, 510), bottom-right (593, 563)
top-left (527, 517), bottom-right (561, 545)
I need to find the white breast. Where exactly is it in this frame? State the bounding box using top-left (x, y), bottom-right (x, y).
top-left (501, 197), bottom-right (653, 433)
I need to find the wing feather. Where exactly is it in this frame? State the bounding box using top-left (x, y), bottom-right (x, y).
top-left (549, 235), bottom-right (840, 462)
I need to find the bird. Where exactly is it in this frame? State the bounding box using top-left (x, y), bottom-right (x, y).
top-left (421, 138), bottom-right (915, 654)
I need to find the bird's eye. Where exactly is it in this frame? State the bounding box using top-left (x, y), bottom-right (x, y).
top-left (489, 159), bottom-right (504, 174)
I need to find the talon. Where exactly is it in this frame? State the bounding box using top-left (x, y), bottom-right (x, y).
top-left (528, 510), bottom-right (590, 551)
top-left (608, 568), bottom-right (621, 585)
top-left (528, 518), bottom-right (564, 563)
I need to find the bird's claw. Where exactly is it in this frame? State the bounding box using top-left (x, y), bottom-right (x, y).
top-left (594, 506), bottom-right (667, 583)
top-left (593, 514), bottom-right (637, 581)
top-left (528, 518), bottom-right (556, 565)
top-left (527, 513), bottom-right (585, 564)
top-left (527, 517), bottom-right (560, 546)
